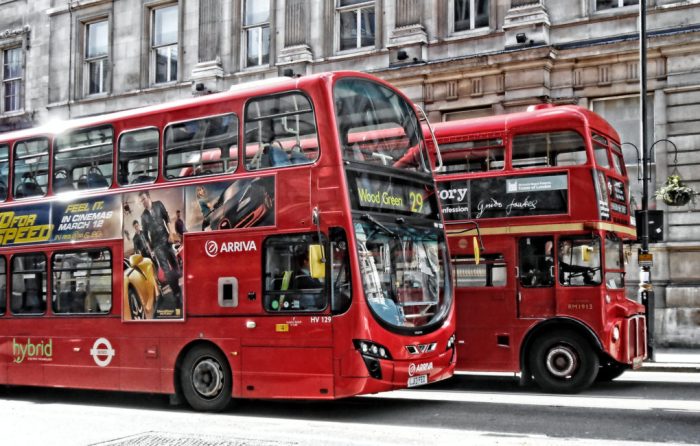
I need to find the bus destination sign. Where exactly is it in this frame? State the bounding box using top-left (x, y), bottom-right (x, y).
top-left (350, 172), bottom-right (436, 217)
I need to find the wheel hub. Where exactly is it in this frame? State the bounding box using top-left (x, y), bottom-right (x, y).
top-left (192, 358), bottom-right (224, 398)
top-left (546, 346), bottom-right (578, 378)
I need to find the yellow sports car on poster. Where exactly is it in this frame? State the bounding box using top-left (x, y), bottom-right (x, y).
top-left (123, 254), bottom-right (159, 320)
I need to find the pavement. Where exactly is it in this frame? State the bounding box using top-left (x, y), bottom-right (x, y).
top-left (640, 347), bottom-right (700, 372)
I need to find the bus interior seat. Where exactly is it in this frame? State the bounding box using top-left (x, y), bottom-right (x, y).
top-left (15, 173), bottom-right (42, 198)
top-left (53, 175), bottom-right (75, 193)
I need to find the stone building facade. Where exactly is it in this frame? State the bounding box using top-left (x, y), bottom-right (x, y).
top-left (1, 0), bottom-right (699, 346)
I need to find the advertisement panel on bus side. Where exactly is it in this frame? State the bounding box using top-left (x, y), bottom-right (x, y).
top-left (122, 176), bottom-right (275, 321)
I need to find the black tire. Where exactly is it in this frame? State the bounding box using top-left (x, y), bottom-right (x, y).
top-left (529, 330), bottom-right (599, 393)
top-left (180, 345), bottom-right (232, 412)
top-left (596, 361), bottom-right (628, 382)
top-left (128, 287), bottom-right (145, 320)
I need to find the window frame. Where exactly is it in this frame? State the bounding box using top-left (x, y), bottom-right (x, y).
top-left (52, 124), bottom-right (114, 193)
top-left (52, 248), bottom-right (112, 315)
top-left (150, 3), bottom-right (179, 85)
top-left (558, 236), bottom-right (602, 287)
top-left (511, 130), bottom-right (588, 170)
top-left (453, 254), bottom-right (507, 288)
top-left (449, 0), bottom-right (490, 35)
top-left (10, 252), bottom-right (47, 315)
top-left (262, 233), bottom-right (328, 314)
top-left (595, 0), bottom-right (639, 12)
top-left (0, 255), bottom-right (6, 315)
top-left (0, 143), bottom-right (8, 201)
top-left (2, 46), bottom-right (23, 114)
top-left (13, 137), bottom-right (50, 200)
top-left (163, 112), bottom-right (240, 180)
top-left (83, 18), bottom-right (110, 96)
top-left (243, 90), bottom-right (320, 171)
top-left (117, 127), bottom-right (161, 187)
top-left (242, 0), bottom-right (271, 68)
top-left (336, 0), bottom-right (376, 52)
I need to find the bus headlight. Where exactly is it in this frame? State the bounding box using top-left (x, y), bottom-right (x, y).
top-left (612, 325), bottom-right (620, 343)
top-left (353, 340), bottom-right (392, 360)
top-left (446, 334), bottom-right (456, 350)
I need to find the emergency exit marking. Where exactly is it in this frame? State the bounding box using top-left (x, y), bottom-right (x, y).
top-left (638, 252), bottom-right (653, 267)
top-left (275, 324), bottom-right (289, 332)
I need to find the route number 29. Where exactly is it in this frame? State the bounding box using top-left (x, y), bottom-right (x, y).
top-left (409, 191), bottom-right (424, 214)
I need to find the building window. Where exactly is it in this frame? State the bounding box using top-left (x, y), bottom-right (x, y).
top-left (243, 0), bottom-right (270, 67)
top-left (152, 4), bottom-right (178, 84)
top-left (85, 20), bottom-right (109, 95)
top-left (337, 0), bottom-right (375, 51)
top-left (2, 47), bottom-right (22, 113)
top-left (453, 0), bottom-right (489, 32)
top-left (596, 0), bottom-right (638, 10)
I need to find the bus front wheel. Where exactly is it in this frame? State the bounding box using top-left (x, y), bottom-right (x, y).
top-left (529, 330), bottom-right (599, 393)
top-left (180, 345), bottom-right (232, 412)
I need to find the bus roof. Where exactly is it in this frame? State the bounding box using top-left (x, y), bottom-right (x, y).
top-left (433, 105), bottom-right (620, 144)
top-left (0, 71), bottom-right (378, 144)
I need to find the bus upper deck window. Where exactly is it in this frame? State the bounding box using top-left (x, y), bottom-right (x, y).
top-left (0, 144), bottom-right (8, 201)
top-left (13, 137), bottom-right (49, 199)
top-left (611, 142), bottom-right (625, 175)
top-left (512, 131), bottom-right (586, 169)
top-left (118, 128), bottom-right (159, 186)
top-left (54, 126), bottom-right (113, 193)
top-left (244, 92), bottom-right (319, 171)
top-left (439, 138), bottom-right (504, 174)
top-left (164, 113), bottom-right (239, 179)
top-left (592, 133), bottom-right (610, 169)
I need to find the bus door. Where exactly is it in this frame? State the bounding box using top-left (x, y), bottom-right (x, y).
top-left (517, 236), bottom-right (555, 319)
top-left (240, 233), bottom-right (334, 399)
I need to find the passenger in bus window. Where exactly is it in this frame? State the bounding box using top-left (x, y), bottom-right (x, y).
top-left (138, 190), bottom-right (182, 306)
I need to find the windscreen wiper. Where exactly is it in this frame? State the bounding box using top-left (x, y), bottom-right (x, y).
top-left (361, 213), bottom-right (396, 237)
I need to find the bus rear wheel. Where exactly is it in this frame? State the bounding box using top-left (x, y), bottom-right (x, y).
top-left (180, 345), bottom-right (232, 412)
top-left (529, 330), bottom-right (599, 393)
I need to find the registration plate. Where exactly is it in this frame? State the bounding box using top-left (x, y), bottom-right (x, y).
top-left (407, 374), bottom-right (429, 388)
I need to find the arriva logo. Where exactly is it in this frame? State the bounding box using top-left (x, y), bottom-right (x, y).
top-left (205, 240), bottom-right (257, 258)
top-left (13, 338), bottom-right (53, 364)
top-left (408, 362), bottom-right (433, 376)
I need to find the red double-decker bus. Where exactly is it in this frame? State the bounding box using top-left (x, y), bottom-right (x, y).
top-left (429, 104), bottom-right (646, 393)
top-left (0, 71), bottom-right (455, 411)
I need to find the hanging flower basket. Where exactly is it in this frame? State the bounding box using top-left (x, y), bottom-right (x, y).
top-left (655, 174), bottom-right (696, 206)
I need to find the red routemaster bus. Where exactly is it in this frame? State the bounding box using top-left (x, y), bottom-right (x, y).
top-left (0, 71), bottom-right (455, 411)
top-left (430, 104), bottom-right (646, 393)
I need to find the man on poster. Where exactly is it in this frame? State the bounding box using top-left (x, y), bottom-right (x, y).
top-left (138, 190), bottom-right (182, 310)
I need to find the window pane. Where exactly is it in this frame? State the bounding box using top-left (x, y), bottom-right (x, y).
top-left (594, 144), bottom-right (610, 168)
top-left (54, 125), bottom-right (113, 192)
top-left (118, 128), bottom-right (159, 185)
top-left (155, 46), bottom-right (177, 83)
top-left (623, 0), bottom-right (638, 5)
top-left (88, 59), bottom-right (107, 95)
top-left (153, 5), bottom-right (178, 46)
top-left (339, 10), bottom-right (358, 50)
top-left (512, 131), bottom-right (587, 169)
top-left (339, 0), bottom-right (370, 6)
top-left (4, 80), bottom-right (20, 112)
top-left (246, 26), bottom-right (270, 67)
top-left (559, 238), bottom-right (602, 287)
top-left (439, 139), bottom-right (505, 173)
top-left (245, 0), bottom-right (269, 25)
top-left (596, 0), bottom-right (616, 10)
top-left (359, 8), bottom-right (375, 47)
top-left (454, 0), bottom-right (471, 31)
top-left (0, 256), bottom-right (6, 314)
top-left (475, 0), bottom-right (489, 28)
top-left (3, 47), bottom-right (22, 79)
top-left (245, 93), bottom-right (319, 170)
top-left (11, 253), bottom-right (47, 314)
top-left (13, 138), bottom-right (49, 199)
top-left (0, 144), bottom-right (8, 200)
top-left (165, 114), bottom-right (239, 179)
top-left (169, 46), bottom-right (178, 81)
top-left (53, 249), bottom-right (112, 314)
top-left (87, 21), bottom-right (108, 58)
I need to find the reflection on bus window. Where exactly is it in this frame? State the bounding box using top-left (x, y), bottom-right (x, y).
top-left (330, 228), bottom-right (352, 315)
top-left (0, 144), bottom-right (8, 201)
top-left (164, 113), bottom-right (239, 179)
top-left (14, 138), bottom-right (49, 199)
top-left (54, 126), bottom-right (113, 193)
top-left (512, 131), bottom-right (586, 169)
top-left (11, 253), bottom-right (47, 314)
top-left (558, 237), bottom-right (602, 287)
top-left (454, 255), bottom-right (507, 287)
top-left (118, 128), bottom-right (159, 186)
top-left (263, 234), bottom-right (327, 312)
top-left (439, 138), bottom-right (504, 173)
top-left (52, 249), bottom-right (112, 315)
top-left (0, 256), bottom-right (6, 314)
top-left (604, 236), bottom-right (625, 290)
top-left (245, 93), bottom-right (319, 170)
top-left (518, 237), bottom-right (554, 288)
top-left (334, 78), bottom-right (429, 172)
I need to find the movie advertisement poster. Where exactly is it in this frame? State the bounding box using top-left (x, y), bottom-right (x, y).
top-left (52, 195), bottom-right (122, 242)
top-left (0, 204), bottom-right (51, 246)
top-left (122, 188), bottom-right (185, 321)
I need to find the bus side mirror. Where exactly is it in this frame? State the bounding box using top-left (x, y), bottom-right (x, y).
top-left (309, 244), bottom-right (326, 279)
